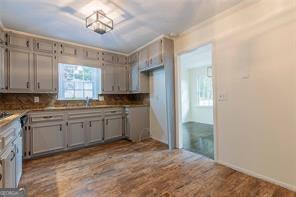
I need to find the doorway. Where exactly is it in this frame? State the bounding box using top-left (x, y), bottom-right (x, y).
top-left (178, 43), bottom-right (215, 159)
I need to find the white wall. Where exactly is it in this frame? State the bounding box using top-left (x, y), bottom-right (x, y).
top-left (175, 0), bottom-right (296, 191)
top-left (149, 69), bottom-right (168, 144)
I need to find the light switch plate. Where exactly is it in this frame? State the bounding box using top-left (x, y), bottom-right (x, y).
top-left (34, 96), bottom-right (39, 103)
top-left (98, 96), bottom-right (104, 101)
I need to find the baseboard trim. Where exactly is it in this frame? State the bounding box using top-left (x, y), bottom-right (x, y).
top-left (217, 160), bottom-right (296, 192)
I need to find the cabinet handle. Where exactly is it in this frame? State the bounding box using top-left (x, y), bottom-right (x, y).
top-left (106, 119), bottom-right (108, 125)
top-left (118, 86), bottom-right (120, 91)
top-left (89, 121), bottom-right (92, 127)
top-left (59, 125), bottom-right (62, 131)
top-left (26, 40), bottom-right (30, 48)
top-left (10, 151), bottom-right (15, 161)
top-left (26, 82), bottom-right (30, 89)
top-left (112, 86), bottom-right (114, 91)
top-left (37, 82), bottom-right (40, 89)
top-left (81, 123), bottom-right (84, 128)
top-left (37, 42), bottom-right (40, 49)
top-left (43, 116), bottom-right (53, 119)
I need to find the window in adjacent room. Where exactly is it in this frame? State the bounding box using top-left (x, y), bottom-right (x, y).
top-left (58, 63), bottom-right (101, 100)
top-left (197, 69), bottom-right (213, 107)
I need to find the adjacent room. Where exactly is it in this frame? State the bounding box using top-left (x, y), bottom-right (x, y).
top-left (0, 0), bottom-right (295, 196)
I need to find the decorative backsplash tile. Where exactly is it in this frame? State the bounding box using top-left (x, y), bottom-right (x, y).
top-left (0, 93), bottom-right (149, 110)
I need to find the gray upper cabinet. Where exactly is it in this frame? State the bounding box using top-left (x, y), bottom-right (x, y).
top-left (102, 64), bottom-right (128, 94)
top-left (128, 52), bottom-right (149, 93)
top-left (60, 43), bottom-right (78, 57)
top-left (149, 39), bottom-right (163, 67)
top-left (0, 46), bottom-right (5, 91)
top-left (84, 49), bottom-right (100, 60)
top-left (34, 52), bottom-right (56, 92)
top-left (116, 65), bottom-right (128, 92)
top-left (33, 39), bottom-right (55, 54)
top-left (31, 122), bottom-right (65, 156)
top-left (101, 51), bottom-right (127, 65)
top-left (102, 64), bottom-right (115, 93)
top-left (101, 52), bottom-right (115, 64)
top-left (116, 54), bottom-right (127, 65)
top-left (138, 39), bottom-right (164, 72)
top-left (6, 32), bottom-right (32, 50)
top-left (7, 48), bottom-right (33, 92)
top-left (139, 47), bottom-right (149, 70)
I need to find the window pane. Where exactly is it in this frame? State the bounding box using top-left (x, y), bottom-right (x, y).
top-left (58, 63), bottom-right (100, 100)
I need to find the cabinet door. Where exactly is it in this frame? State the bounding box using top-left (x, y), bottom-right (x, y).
top-left (149, 39), bottom-right (163, 67)
top-left (101, 52), bottom-right (115, 64)
top-left (88, 119), bottom-right (104, 144)
top-left (7, 48), bottom-right (32, 91)
top-left (3, 147), bottom-right (16, 188)
top-left (105, 117), bottom-right (123, 140)
top-left (31, 123), bottom-right (65, 155)
top-left (35, 53), bottom-right (55, 92)
top-left (85, 49), bottom-right (99, 60)
top-left (116, 54), bottom-right (127, 65)
top-left (60, 44), bottom-right (77, 56)
top-left (102, 65), bottom-right (115, 93)
top-left (0, 46), bottom-right (5, 90)
top-left (129, 63), bottom-right (139, 92)
top-left (115, 65), bottom-right (127, 92)
top-left (138, 47), bottom-right (149, 70)
top-left (68, 121), bottom-right (85, 148)
top-left (7, 33), bottom-right (32, 50)
top-left (34, 39), bottom-right (54, 54)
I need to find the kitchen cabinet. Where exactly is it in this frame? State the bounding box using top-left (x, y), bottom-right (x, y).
top-left (6, 32), bottom-right (32, 50)
top-left (33, 38), bottom-right (55, 54)
top-left (102, 65), bottom-right (128, 94)
top-left (0, 46), bottom-right (5, 91)
top-left (7, 48), bottom-right (33, 92)
top-left (138, 39), bottom-right (164, 72)
top-left (125, 106), bottom-right (149, 142)
top-left (60, 43), bottom-right (78, 57)
top-left (128, 52), bottom-right (149, 93)
top-left (88, 118), bottom-right (104, 144)
top-left (139, 47), bottom-right (149, 70)
top-left (34, 52), bottom-right (57, 92)
top-left (105, 116), bottom-right (123, 140)
top-left (1, 145), bottom-right (16, 188)
top-left (31, 123), bottom-right (65, 156)
top-left (84, 49), bottom-right (100, 60)
top-left (102, 64), bottom-right (115, 93)
top-left (68, 121), bottom-right (86, 148)
top-left (101, 52), bottom-right (127, 65)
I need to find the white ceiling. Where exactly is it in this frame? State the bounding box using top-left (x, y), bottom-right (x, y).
top-left (0, 0), bottom-right (242, 54)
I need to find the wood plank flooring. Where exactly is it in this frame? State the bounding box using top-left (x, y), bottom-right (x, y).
top-left (20, 139), bottom-right (295, 197)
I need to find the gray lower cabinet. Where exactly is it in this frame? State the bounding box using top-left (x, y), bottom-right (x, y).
top-left (1, 145), bottom-right (16, 188)
top-left (88, 118), bottom-right (104, 144)
top-left (126, 106), bottom-right (149, 142)
top-left (31, 123), bottom-right (65, 156)
top-left (105, 116), bottom-right (123, 140)
top-left (68, 121), bottom-right (86, 148)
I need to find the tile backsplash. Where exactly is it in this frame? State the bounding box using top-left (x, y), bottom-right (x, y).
top-left (0, 93), bottom-right (149, 110)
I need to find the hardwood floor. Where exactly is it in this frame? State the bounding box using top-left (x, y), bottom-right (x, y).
top-left (20, 139), bottom-right (295, 197)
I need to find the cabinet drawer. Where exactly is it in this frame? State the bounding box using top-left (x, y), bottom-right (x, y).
top-left (68, 110), bottom-right (103, 120)
top-left (30, 113), bottom-right (64, 123)
top-left (104, 108), bottom-right (123, 116)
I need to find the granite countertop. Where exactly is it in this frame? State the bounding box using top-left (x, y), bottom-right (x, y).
top-left (0, 110), bottom-right (29, 129)
top-left (0, 104), bottom-right (149, 129)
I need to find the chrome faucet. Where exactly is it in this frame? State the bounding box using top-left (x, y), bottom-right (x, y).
top-left (85, 97), bottom-right (91, 107)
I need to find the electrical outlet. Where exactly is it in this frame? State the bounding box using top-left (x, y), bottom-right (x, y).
top-left (34, 96), bottom-right (39, 103)
top-left (98, 96), bottom-right (104, 101)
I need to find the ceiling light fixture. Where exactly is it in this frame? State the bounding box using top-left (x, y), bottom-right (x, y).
top-left (86, 10), bottom-right (113, 34)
